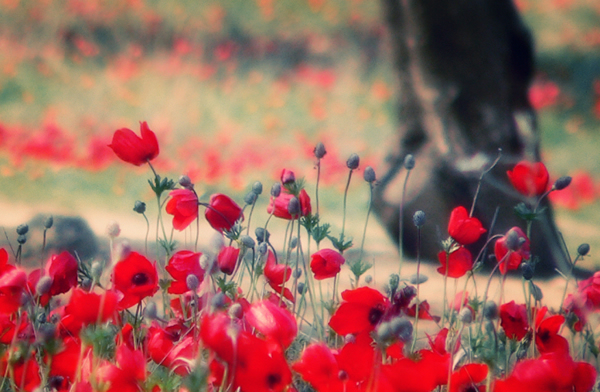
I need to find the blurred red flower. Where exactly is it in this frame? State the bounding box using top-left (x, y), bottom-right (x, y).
top-left (448, 363), bottom-right (488, 392)
top-left (204, 193), bottom-right (243, 232)
top-left (217, 246), bottom-right (240, 275)
top-left (507, 161), bottom-right (549, 197)
top-left (437, 246), bottom-right (473, 278)
top-left (499, 301), bottom-right (529, 341)
top-left (535, 307), bottom-right (568, 354)
top-left (96, 344), bottom-right (147, 392)
top-left (0, 255), bottom-right (27, 315)
top-left (329, 287), bottom-right (390, 336)
top-left (148, 323), bottom-right (197, 376)
top-left (0, 349), bottom-right (40, 392)
top-left (46, 251), bottom-right (78, 296)
top-left (267, 189), bottom-right (311, 220)
top-left (494, 227), bottom-right (530, 274)
top-left (166, 189), bottom-right (199, 231)
top-left (528, 80), bottom-right (560, 110)
top-left (108, 121), bottom-right (159, 166)
top-left (165, 250), bottom-right (204, 294)
top-left (447, 206), bottom-right (486, 245)
top-left (263, 250), bottom-right (294, 302)
top-left (310, 249), bottom-right (345, 280)
top-left (292, 343), bottom-right (347, 392)
top-left (60, 288), bottom-right (119, 335)
top-left (245, 300), bottom-right (297, 349)
top-left (112, 252), bottom-right (159, 309)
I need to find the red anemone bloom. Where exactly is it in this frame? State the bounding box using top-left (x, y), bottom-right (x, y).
top-left (329, 287), bottom-right (390, 336)
top-left (310, 249), bottom-right (345, 280)
top-left (61, 288), bottom-right (119, 335)
top-left (165, 250), bottom-right (204, 294)
top-left (96, 344), bottom-right (147, 392)
top-left (449, 363), bottom-right (488, 392)
top-left (535, 307), bottom-right (568, 354)
top-left (263, 251), bottom-right (294, 302)
top-left (495, 227), bottom-right (530, 274)
top-left (217, 246), bottom-right (240, 275)
top-left (112, 252), bottom-right (159, 309)
top-left (245, 300), bottom-right (298, 349)
top-left (108, 121), bottom-right (159, 166)
top-left (507, 160), bottom-right (549, 197)
top-left (166, 189), bottom-right (199, 231)
top-left (437, 246), bottom-right (473, 278)
top-left (447, 206), bottom-right (486, 245)
top-left (268, 189), bottom-right (312, 220)
top-left (46, 251), bottom-right (79, 296)
top-left (499, 301), bottom-right (529, 341)
top-left (0, 266), bottom-right (27, 315)
top-left (205, 193), bottom-right (243, 232)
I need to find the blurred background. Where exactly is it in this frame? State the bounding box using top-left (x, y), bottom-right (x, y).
top-left (0, 0), bottom-right (598, 263)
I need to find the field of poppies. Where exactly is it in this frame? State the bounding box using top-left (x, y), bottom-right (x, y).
top-left (0, 122), bottom-right (599, 391)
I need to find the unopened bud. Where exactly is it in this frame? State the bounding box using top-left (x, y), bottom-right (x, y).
top-left (36, 276), bottom-right (53, 296)
top-left (144, 302), bottom-right (158, 319)
top-left (293, 268), bottom-right (302, 279)
top-left (17, 234), bottom-right (26, 244)
top-left (186, 274), bottom-right (200, 291)
top-left (505, 229), bottom-right (522, 251)
top-left (255, 227), bottom-right (270, 243)
top-left (252, 181), bottom-right (263, 195)
top-left (364, 275), bottom-right (373, 284)
top-left (483, 301), bottom-right (498, 320)
top-left (413, 210), bottom-right (426, 227)
top-left (553, 176), bottom-right (572, 191)
top-left (346, 153), bottom-right (360, 170)
top-left (281, 169), bottom-right (296, 185)
top-left (258, 242), bottom-right (268, 255)
top-left (403, 154), bottom-right (415, 170)
top-left (287, 197), bottom-right (301, 216)
top-left (38, 323), bottom-right (56, 343)
top-left (289, 237), bottom-right (298, 249)
top-left (178, 175), bottom-right (193, 189)
top-left (376, 322), bottom-right (393, 342)
top-left (409, 273), bottom-right (428, 285)
top-left (229, 303), bottom-right (243, 319)
top-left (16, 224), bottom-right (29, 235)
top-left (244, 192), bottom-right (257, 205)
top-left (297, 282), bottom-right (307, 294)
top-left (211, 293), bottom-right (227, 309)
top-left (106, 221), bottom-right (120, 238)
top-left (44, 216), bottom-right (54, 229)
top-left (388, 274), bottom-right (400, 293)
top-left (577, 243), bottom-right (590, 256)
top-left (133, 200), bottom-right (146, 214)
top-left (363, 166), bottom-right (376, 183)
top-left (390, 318), bottom-right (413, 342)
top-left (520, 263), bottom-right (533, 280)
top-left (530, 284), bottom-right (543, 301)
top-left (314, 142), bottom-right (327, 159)
top-left (240, 235), bottom-right (255, 249)
top-left (271, 183), bottom-right (281, 198)
top-left (459, 308), bottom-right (473, 324)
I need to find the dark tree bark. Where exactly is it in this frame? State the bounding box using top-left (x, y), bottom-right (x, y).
top-left (374, 0), bottom-right (573, 276)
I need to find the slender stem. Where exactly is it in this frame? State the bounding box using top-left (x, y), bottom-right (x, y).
top-left (470, 149), bottom-right (502, 217)
top-left (411, 226), bottom-right (421, 353)
top-left (399, 169), bottom-right (412, 276)
top-left (358, 184), bottom-right (374, 264)
top-left (340, 169), bottom-right (354, 246)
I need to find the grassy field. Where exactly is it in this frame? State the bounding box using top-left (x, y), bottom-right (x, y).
top-left (0, 0), bottom-right (598, 266)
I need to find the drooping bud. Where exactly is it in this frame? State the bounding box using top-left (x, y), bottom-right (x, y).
top-left (459, 307), bottom-right (473, 324)
top-left (258, 242), bottom-right (268, 255)
top-left (413, 210), bottom-right (426, 227)
top-left (240, 235), bottom-right (255, 249)
top-left (520, 263), bottom-right (533, 280)
top-left (280, 169), bottom-right (296, 185)
top-left (297, 282), bottom-right (307, 294)
top-left (36, 276), bottom-right (53, 296)
top-left (271, 183), bottom-right (282, 198)
top-left (252, 181), bottom-right (263, 195)
top-left (364, 275), bottom-right (373, 284)
top-left (577, 243), bottom-right (590, 256)
top-left (293, 268), bottom-right (302, 279)
top-left (346, 153), bottom-right (360, 170)
top-left (17, 235), bottom-right (26, 244)
top-left (178, 175), bottom-right (194, 189)
top-left (287, 197), bottom-right (301, 216)
top-left (16, 224), bottom-right (29, 235)
top-left (403, 154), bottom-right (415, 170)
top-left (390, 317), bottom-right (413, 343)
top-left (289, 237), bottom-right (298, 249)
top-left (363, 166), bottom-right (376, 183)
top-left (553, 176), bottom-right (572, 191)
top-left (376, 321), bottom-right (393, 342)
top-left (409, 273), bottom-right (428, 285)
top-left (505, 228), bottom-right (522, 251)
top-left (244, 192), bottom-right (257, 205)
top-left (255, 227), bottom-right (270, 243)
top-left (483, 301), bottom-right (498, 320)
top-left (314, 142), bottom-right (327, 159)
top-left (133, 200), bottom-right (146, 214)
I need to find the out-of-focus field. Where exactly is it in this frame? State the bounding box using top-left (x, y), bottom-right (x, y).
top-left (0, 0), bottom-right (598, 267)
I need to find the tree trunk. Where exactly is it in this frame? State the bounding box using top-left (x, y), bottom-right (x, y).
top-left (374, 0), bottom-right (572, 277)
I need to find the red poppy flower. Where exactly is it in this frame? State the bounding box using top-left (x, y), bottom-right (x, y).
top-left (449, 363), bottom-right (488, 392)
top-left (0, 265), bottom-right (27, 315)
top-left (165, 250), bottom-right (204, 294)
top-left (166, 189), bottom-right (199, 231)
top-left (495, 227), bottom-right (530, 274)
top-left (336, 332), bottom-right (378, 384)
top-left (263, 251), bottom-right (294, 302)
top-left (245, 300), bottom-right (297, 349)
top-left (217, 246), bottom-right (240, 275)
top-left (310, 249), bottom-right (345, 280)
top-left (112, 252), bottom-right (159, 309)
top-left (0, 349), bottom-right (41, 392)
top-left (447, 206), bottom-right (486, 245)
top-left (280, 168), bottom-right (296, 184)
top-left (46, 251), bottom-right (78, 296)
top-left (49, 337), bottom-right (90, 389)
top-left (267, 189), bottom-right (311, 220)
top-left (108, 121), bottom-right (159, 166)
top-left (534, 307), bottom-right (568, 354)
top-left (204, 193), bottom-right (243, 232)
top-left (437, 247), bottom-right (473, 278)
top-left (382, 349), bottom-right (450, 392)
top-left (61, 288), bottom-right (119, 334)
top-left (292, 343), bottom-right (346, 392)
top-left (494, 351), bottom-right (597, 392)
top-left (148, 324), bottom-right (197, 376)
top-left (96, 344), bottom-right (147, 392)
top-left (329, 287), bottom-right (390, 336)
top-left (499, 301), bottom-right (529, 340)
top-left (507, 160), bottom-right (549, 197)
top-left (406, 300), bottom-right (440, 322)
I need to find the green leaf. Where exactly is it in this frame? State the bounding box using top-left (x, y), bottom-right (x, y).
top-left (328, 233), bottom-right (353, 253)
top-left (348, 259), bottom-right (372, 280)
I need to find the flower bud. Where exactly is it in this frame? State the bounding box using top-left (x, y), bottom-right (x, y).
top-left (413, 210), bottom-right (426, 227)
top-left (287, 197), bottom-right (301, 216)
top-left (178, 175), bottom-right (194, 189)
top-left (314, 142), bottom-right (327, 159)
top-left (297, 282), bottom-right (307, 294)
top-left (459, 307), bottom-right (473, 324)
top-left (388, 274), bottom-right (400, 293)
top-left (44, 216), bottom-right (54, 229)
top-left (255, 227), bottom-right (270, 243)
top-left (80, 278), bottom-right (92, 291)
top-left (133, 200), bottom-right (146, 214)
top-left (271, 183), bottom-right (281, 198)
top-left (244, 192), bottom-right (257, 205)
top-left (229, 303), bottom-right (243, 319)
top-left (211, 293), bottom-right (227, 309)
top-left (363, 166), bottom-right (376, 183)
top-left (252, 181), bottom-right (263, 195)
top-left (17, 234), bottom-right (26, 244)
top-left (530, 284), bottom-right (543, 301)
top-left (16, 224), bottom-right (29, 235)
top-left (409, 273), bottom-right (428, 285)
top-left (403, 154), bottom-right (415, 170)
top-left (106, 221), bottom-right (121, 238)
top-left (289, 237), bottom-right (298, 249)
top-left (38, 323), bottom-right (56, 343)
top-left (553, 176), bottom-right (572, 191)
top-left (281, 169), bottom-right (296, 185)
top-left (36, 276), bottom-right (53, 296)
top-left (505, 228), bottom-right (522, 251)
top-left (346, 153), bottom-right (360, 170)
top-left (577, 243), bottom-right (590, 256)
top-left (186, 274), bottom-right (200, 291)
top-left (293, 268), bottom-right (302, 279)
top-left (390, 317), bottom-right (413, 343)
top-left (144, 302), bottom-right (158, 319)
top-left (483, 301), bottom-right (498, 320)
top-left (364, 275), bottom-right (373, 284)
top-left (240, 235), bottom-right (255, 249)
top-left (376, 322), bottom-right (393, 342)
top-left (258, 242), bottom-right (268, 255)
top-left (520, 263), bottom-right (533, 280)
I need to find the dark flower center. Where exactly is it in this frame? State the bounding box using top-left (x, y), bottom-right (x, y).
top-left (266, 373), bottom-right (281, 387)
top-left (368, 306), bottom-right (385, 326)
top-left (132, 273), bottom-right (149, 285)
